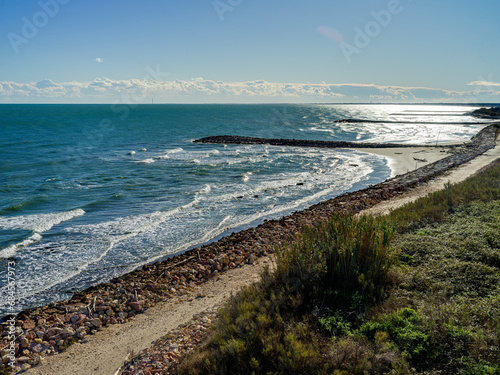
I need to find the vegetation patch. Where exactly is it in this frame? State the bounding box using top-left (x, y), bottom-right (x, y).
top-left (177, 214), bottom-right (397, 374)
top-left (176, 160), bottom-right (500, 374)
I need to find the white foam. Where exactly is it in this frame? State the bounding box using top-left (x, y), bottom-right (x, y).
top-left (141, 215), bottom-right (233, 266)
top-left (128, 151), bottom-right (136, 155)
top-left (156, 148), bottom-right (184, 159)
top-left (69, 199), bottom-right (198, 266)
top-left (242, 172), bottom-right (252, 182)
top-left (163, 147), bottom-right (183, 154)
top-left (136, 158), bottom-right (155, 164)
top-left (67, 199), bottom-right (199, 241)
top-left (213, 171), bottom-right (312, 203)
top-left (0, 209), bottom-right (85, 259)
top-left (0, 234), bottom-right (42, 259)
top-left (196, 184), bottom-right (212, 195)
top-left (10, 199), bottom-right (203, 300)
top-left (0, 209), bottom-right (85, 233)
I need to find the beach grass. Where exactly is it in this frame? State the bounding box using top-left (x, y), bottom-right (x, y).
top-left (176, 159), bottom-right (500, 375)
top-left (177, 214), bottom-right (397, 374)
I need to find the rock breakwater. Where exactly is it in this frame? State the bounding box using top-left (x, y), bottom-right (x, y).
top-left (194, 135), bottom-right (429, 149)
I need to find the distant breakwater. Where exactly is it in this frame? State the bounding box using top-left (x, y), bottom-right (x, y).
top-left (332, 118), bottom-right (487, 125)
top-left (1, 124), bottom-right (498, 373)
top-left (194, 124), bottom-right (499, 152)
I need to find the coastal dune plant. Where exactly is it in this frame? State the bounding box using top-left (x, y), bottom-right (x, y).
top-left (388, 160), bottom-right (500, 233)
top-left (321, 215), bottom-right (395, 305)
top-left (177, 214), bottom-right (396, 375)
top-left (272, 214), bottom-right (396, 308)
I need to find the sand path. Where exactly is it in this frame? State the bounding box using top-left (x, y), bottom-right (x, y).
top-left (26, 257), bottom-right (272, 375)
top-left (26, 137), bottom-right (499, 375)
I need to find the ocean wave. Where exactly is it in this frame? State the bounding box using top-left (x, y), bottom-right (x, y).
top-left (0, 208), bottom-right (85, 233)
top-left (206, 149), bottom-right (220, 156)
top-left (7, 199), bottom-right (202, 301)
top-left (196, 184), bottom-right (212, 195)
top-left (0, 196), bottom-right (48, 215)
top-left (66, 199), bottom-right (199, 238)
top-left (242, 172), bottom-right (252, 182)
top-left (165, 147), bottom-right (184, 154)
top-left (136, 158), bottom-right (155, 164)
top-left (65, 199), bottom-right (201, 266)
top-left (0, 234), bottom-right (43, 259)
top-left (0, 209), bottom-right (85, 259)
top-left (155, 148), bottom-right (184, 159)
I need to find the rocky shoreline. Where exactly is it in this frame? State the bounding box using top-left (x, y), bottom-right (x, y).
top-left (1, 124), bottom-right (498, 373)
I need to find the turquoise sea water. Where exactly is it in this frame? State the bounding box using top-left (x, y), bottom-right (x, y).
top-left (0, 104), bottom-right (490, 316)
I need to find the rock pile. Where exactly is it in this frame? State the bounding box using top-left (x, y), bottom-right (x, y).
top-left (120, 305), bottom-right (220, 375)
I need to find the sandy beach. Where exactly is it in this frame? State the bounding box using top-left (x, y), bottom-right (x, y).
top-left (355, 146), bottom-right (450, 177)
top-left (19, 125), bottom-right (499, 375)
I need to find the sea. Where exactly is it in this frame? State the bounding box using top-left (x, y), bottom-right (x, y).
top-left (0, 103), bottom-right (493, 317)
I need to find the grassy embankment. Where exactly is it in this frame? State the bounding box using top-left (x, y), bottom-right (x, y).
top-left (177, 160), bottom-right (500, 375)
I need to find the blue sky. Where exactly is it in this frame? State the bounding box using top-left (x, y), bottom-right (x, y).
top-left (0, 0), bottom-right (499, 103)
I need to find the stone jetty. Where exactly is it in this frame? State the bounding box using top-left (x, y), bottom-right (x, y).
top-left (194, 135), bottom-right (430, 149)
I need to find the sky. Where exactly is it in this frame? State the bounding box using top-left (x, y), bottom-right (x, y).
top-left (0, 0), bottom-right (499, 103)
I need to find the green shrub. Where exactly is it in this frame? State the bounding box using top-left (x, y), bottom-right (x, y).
top-left (177, 214), bottom-right (396, 375)
top-left (274, 214), bottom-right (396, 310)
top-left (358, 308), bottom-right (429, 360)
top-left (463, 360), bottom-right (500, 375)
top-left (318, 313), bottom-right (352, 337)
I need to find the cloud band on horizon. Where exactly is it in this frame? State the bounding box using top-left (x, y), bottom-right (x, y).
top-left (0, 78), bottom-right (498, 103)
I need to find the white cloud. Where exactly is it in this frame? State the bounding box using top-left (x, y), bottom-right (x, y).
top-left (467, 81), bottom-right (500, 87)
top-left (95, 58), bottom-right (103, 63)
top-left (0, 78), bottom-right (498, 103)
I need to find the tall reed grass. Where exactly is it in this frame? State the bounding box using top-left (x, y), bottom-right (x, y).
top-left (273, 214), bottom-right (395, 307)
